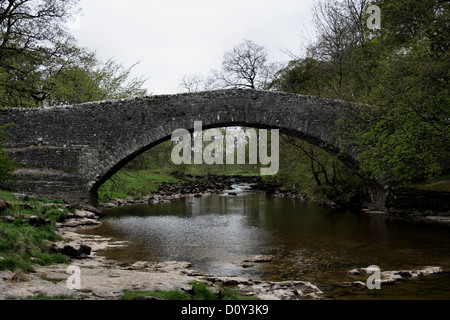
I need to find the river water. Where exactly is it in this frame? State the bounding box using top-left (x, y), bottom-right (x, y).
top-left (79, 184), bottom-right (450, 299)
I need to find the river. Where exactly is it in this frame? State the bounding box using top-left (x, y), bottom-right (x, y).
top-left (79, 184), bottom-right (450, 300)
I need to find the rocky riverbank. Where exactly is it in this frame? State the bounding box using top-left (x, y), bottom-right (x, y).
top-left (99, 174), bottom-right (337, 209)
top-left (0, 209), bottom-right (325, 300)
top-left (1, 199), bottom-right (446, 300)
top-left (0, 196), bottom-right (444, 300)
top-left (2, 176), bottom-right (448, 300)
top-left (99, 175), bottom-right (258, 208)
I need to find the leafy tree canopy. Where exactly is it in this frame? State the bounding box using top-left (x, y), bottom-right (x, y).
top-left (272, 0), bottom-right (449, 185)
top-left (0, 0), bottom-right (147, 108)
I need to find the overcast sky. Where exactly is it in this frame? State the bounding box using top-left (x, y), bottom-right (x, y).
top-left (69, 0), bottom-right (317, 95)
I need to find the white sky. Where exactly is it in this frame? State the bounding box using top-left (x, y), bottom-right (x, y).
top-left (69, 0), bottom-right (317, 95)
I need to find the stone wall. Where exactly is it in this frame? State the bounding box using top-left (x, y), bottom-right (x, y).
top-left (0, 89), bottom-right (359, 205)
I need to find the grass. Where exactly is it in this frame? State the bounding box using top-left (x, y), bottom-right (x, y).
top-left (120, 281), bottom-right (258, 301)
top-left (23, 294), bottom-right (80, 300)
top-left (0, 190), bottom-right (71, 272)
top-left (39, 275), bottom-right (66, 284)
top-left (97, 166), bottom-right (263, 203)
top-left (120, 288), bottom-right (192, 300)
top-left (411, 179), bottom-right (450, 192)
top-left (97, 170), bottom-right (184, 202)
top-left (183, 165), bottom-right (260, 177)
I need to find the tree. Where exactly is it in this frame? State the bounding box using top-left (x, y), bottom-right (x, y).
top-left (269, 58), bottom-right (325, 96)
top-left (179, 40), bottom-right (280, 92)
top-left (273, 0), bottom-right (449, 186)
top-left (351, 0), bottom-right (450, 183)
top-left (45, 52), bottom-right (147, 106)
top-left (91, 58), bottom-right (147, 101)
top-left (0, 0), bottom-right (81, 108)
top-left (277, 134), bottom-right (361, 205)
top-left (179, 74), bottom-right (206, 93)
top-left (0, 0), bottom-right (147, 108)
top-left (0, 0), bottom-right (148, 188)
top-left (212, 39), bottom-right (280, 90)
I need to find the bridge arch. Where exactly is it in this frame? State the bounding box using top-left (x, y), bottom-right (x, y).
top-left (0, 89), bottom-right (360, 205)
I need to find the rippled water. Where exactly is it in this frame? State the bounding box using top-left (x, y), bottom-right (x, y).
top-left (79, 184), bottom-right (450, 299)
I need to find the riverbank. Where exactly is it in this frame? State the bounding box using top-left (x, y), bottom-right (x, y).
top-left (98, 174), bottom-right (337, 209)
top-left (2, 175), bottom-right (450, 300)
top-left (0, 208), bottom-right (324, 300)
top-left (2, 187), bottom-right (449, 300)
top-left (98, 173), bottom-right (450, 222)
top-left (2, 206), bottom-right (446, 301)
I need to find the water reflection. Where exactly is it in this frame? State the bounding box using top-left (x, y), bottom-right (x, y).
top-left (79, 185), bottom-right (450, 298)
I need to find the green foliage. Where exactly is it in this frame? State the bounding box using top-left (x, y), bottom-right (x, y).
top-left (0, 190), bottom-right (69, 272)
top-left (353, 0), bottom-right (450, 184)
top-left (357, 112), bottom-right (445, 183)
top-left (270, 58), bottom-right (324, 96)
top-left (273, 0), bottom-right (450, 185)
top-left (0, 0), bottom-right (81, 108)
top-left (267, 134), bottom-right (362, 204)
top-left (46, 53), bottom-right (147, 106)
top-left (97, 170), bottom-right (183, 202)
top-left (24, 294), bottom-right (79, 301)
top-left (120, 281), bottom-right (258, 301)
top-left (120, 289), bottom-right (191, 301)
top-left (0, 0), bottom-right (147, 108)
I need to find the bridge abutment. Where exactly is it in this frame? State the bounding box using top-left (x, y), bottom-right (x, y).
top-left (10, 169), bottom-right (94, 205)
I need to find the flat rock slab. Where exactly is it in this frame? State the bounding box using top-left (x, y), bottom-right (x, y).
top-left (347, 266), bottom-right (444, 287)
top-left (0, 261), bottom-right (198, 300)
top-left (243, 255), bottom-right (275, 263)
top-left (239, 281), bottom-right (323, 300)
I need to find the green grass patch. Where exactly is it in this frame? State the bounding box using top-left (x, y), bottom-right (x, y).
top-left (120, 288), bottom-right (192, 301)
top-left (39, 275), bottom-right (66, 284)
top-left (120, 281), bottom-right (258, 301)
top-left (0, 255), bottom-right (31, 272)
top-left (0, 222), bottom-right (68, 271)
top-left (97, 167), bottom-right (261, 203)
top-left (97, 169), bottom-right (184, 202)
top-left (0, 190), bottom-right (70, 272)
top-left (182, 165), bottom-right (260, 177)
top-left (411, 180), bottom-right (450, 192)
top-left (23, 294), bottom-right (80, 300)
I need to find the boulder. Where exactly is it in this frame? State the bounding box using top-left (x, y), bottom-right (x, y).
top-left (0, 200), bottom-right (11, 214)
top-left (52, 243), bottom-right (92, 258)
top-left (348, 266), bottom-right (444, 287)
top-left (28, 216), bottom-right (51, 227)
top-left (244, 255), bottom-right (274, 263)
top-left (234, 280), bottom-right (323, 300)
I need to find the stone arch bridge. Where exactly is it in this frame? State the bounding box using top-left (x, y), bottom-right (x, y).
top-left (0, 89), bottom-right (365, 206)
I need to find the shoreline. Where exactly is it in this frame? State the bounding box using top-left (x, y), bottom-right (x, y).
top-left (1, 210), bottom-right (445, 301)
top-left (0, 210), bottom-right (325, 300)
top-left (1, 180), bottom-right (448, 300)
top-left (97, 174), bottom-right (338, 210)
top-left (97, 174), bottom-right (450, 218)
top-left (1, 209), bottom-right (446, 300)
